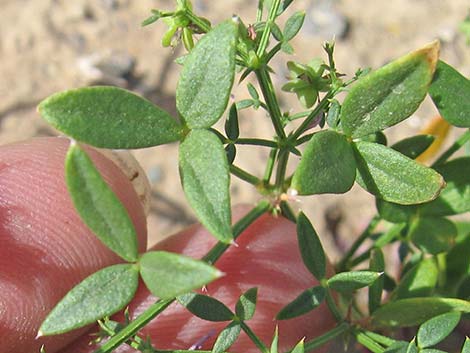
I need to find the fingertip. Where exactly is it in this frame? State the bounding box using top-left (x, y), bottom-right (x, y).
top-left (0, 137), bottom-right (148, 353)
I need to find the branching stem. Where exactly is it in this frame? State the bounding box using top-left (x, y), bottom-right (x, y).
top-left (94, 201), bottom-right (270, 353)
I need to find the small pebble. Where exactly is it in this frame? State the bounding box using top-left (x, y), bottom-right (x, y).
top-left (303, 0), bottom-right (349, 40)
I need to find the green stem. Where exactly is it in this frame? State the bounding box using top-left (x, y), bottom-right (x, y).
top-left (348, 250), bottom-right (372, 268)
top-left (230, 164), bottom-right (261, 186)
top-left (256, 0), bottom-right (264, 22)
top-left (203, 200), bottom-right (271, 264)
top-left (437, 253), bottom-right (447, 288)
top-left (274, 148), bottom-right (290, 189)
top-left (354, 329), bottom-right (386, 353)
top-left (295, 133), bottom-right (314, 146)
top-left (349, 222), bottom-right (406, 267)
top-left (336, 215), bottom-right (380, 272)
top-left (291, 92), bottom-right (333, 140)
top-left (236, 138), bottom-right (278, 148)
top-left (288, 110), bottom-right (312, 121)
top-left (256, 0), bottom-right (281, 57)
top-left (184, 10), bottom-right (211, 33)
top-left (94, 299), bottom-right (174, 353)
top-left (301, 323), bottom-right (350, 353)
top-left (325, 287), bottom-right (344, 322)
top-left (263, 148), bottom-right (278, 184)
top-left (265, 42), bottom-right (282, 64)
top-left (256, 69), bottom-right (286, 139)
top-left (240, 321), bottom-right (269, 353)
top-left (432, 129), bottom-right (470, 167)
top-left (94, 202), bottom-right (270, 353)
top-left (363, 330), bottom-right (396, 348)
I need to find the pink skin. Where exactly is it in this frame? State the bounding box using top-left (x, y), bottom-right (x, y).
top-left (0, 138), bottom-right (336, 353)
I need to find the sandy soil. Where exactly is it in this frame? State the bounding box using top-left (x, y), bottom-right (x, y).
top-left (1, 0), bottom-right (469, 253)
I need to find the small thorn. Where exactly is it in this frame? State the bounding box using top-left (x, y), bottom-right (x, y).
top-left (230, 239), bottom-right (239, 247)
top-left (36, 330), bottom-right (44, 339)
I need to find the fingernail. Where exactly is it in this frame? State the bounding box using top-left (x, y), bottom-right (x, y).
top-left (98, 149), bottom-right (151, 216)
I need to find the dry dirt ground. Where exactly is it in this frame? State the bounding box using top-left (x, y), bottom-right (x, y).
top-left (1, 0), bottom-right (469, 256)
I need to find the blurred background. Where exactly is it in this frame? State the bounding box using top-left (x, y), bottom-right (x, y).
top-left (1, 0), bottom-right (469, 255)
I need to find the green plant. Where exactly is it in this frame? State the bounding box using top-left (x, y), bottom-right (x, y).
top-left (35, 0), bottom-right (470, 352)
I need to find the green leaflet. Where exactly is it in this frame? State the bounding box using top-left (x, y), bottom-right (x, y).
top-left (296, 212), bottom-right (326, 280)
top-left (178, 293), bottom-right (234, 322)
top-left (212, 321), bottom-right (242, 353)
top-left (292, 130), bottom-right (356, 195)
top-left (270, 327), bottom-right (279, 353)
top-left (372, 297), bottom-right (470, 328)
top-left (276, 286), bottom-right (326, 320)
top-left (341, 41), bottom-right (439, 138)
top-left (235, 287), bottom-right (258, 321)
top-left (409, 217), bottom-right (457, 255)
top-left (429, 60), bottom-right (470, 127)
top-left (139, 251), bottom-right (222, 299)
top-left (391, 258), bottom-right (438, 300)
top-left (66, 144), bottom-right (138, 262)
top-left (417, 312), bottom-right (461, 348)
top-left (39, 86), bottom-right (182, 149)
top-left (420, 157), bottom-right (470, 216)
top-left (377, 156), bottom-right (470, 220)
top-left (291, 339), bottom-right (305, 353)
top-left (225, 103), bottom-right (240, 140)
top-left (368, 249), bottom-right (385, 314)
top-left (283, 11), bottom-right (305, 41)
top-left (328, 271), bottom-right (382, 293)
top-left (176, 20), bottom-right (238, 128)
top-left (354, 141), bottom-right (445, 205)
top-left (384, 342), bottom-right (418, 353)
top-left (391, 135), bottom-right (435, 159)
top-left (39, 264), bottom-right (139, 335)
top-left (179, 129), bottom-right (233, 243)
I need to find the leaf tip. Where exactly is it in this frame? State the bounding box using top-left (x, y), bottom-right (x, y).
top-left (421, 39), bottom-right (440, 73)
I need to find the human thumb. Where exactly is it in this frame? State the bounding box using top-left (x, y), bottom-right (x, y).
top-left (0, 137), bottom-right (148, 353)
